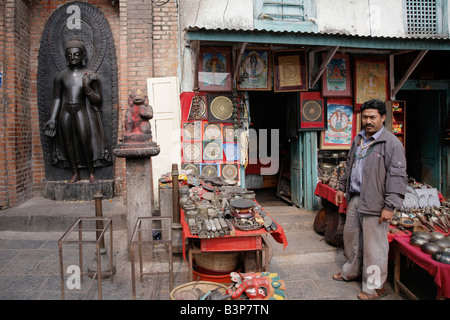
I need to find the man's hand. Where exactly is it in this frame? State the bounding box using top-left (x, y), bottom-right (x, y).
top-left (379, 208), bottom-right (394, 224)
top-left (335, 190), bottom-right (344, 205)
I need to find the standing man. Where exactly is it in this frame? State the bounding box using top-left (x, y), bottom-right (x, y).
top-left (333, 99), bottom-right (407, 300)
top-left (45, 35), bottom-right (105, 183)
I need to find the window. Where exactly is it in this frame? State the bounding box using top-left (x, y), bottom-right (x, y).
top-left (259, 0), bottom-right (306, 22)
top-left (404, 0), bottom-right (447, 36)
top-left (254, 0), bottom-right (317, 32)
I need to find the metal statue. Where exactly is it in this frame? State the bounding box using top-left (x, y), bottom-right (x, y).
top-left (44, 35), bottom-right (109, 183)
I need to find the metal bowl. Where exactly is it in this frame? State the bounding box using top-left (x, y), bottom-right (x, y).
top-left (432, 251), bottom-right (450, 265)
top-left (410, 235), bottom-right (429, 247)
top-left (431, 238), bottom-right (450, 249)
top-left (430, 231), bottom-right (445, 240)
top-left (421, 242), bottom-right (442, 255)
top-left (412, 231), bottom-right (432, 241)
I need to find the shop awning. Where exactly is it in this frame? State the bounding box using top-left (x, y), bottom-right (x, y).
top-left (185, 27), bottom-right (450, 51)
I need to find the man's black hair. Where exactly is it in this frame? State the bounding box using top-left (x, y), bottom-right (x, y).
top-left (360, 99), bottom-right (386, 116)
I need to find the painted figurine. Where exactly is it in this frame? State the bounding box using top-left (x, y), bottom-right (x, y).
top-left (226, 272), bottom-right (286, 300)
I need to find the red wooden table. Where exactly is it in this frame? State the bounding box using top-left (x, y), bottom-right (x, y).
top-left (394, 234), bottom-right (450, 299)
top-left (181, 209), bottom-right (288, 280)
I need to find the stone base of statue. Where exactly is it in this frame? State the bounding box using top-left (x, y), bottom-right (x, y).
top-left (114, 140), bottom-right (160, 253)
top-left (44, 180), bottom-right (114, 201)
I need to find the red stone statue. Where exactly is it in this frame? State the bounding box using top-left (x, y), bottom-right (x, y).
top-left (124, 89), bottom-right (153, 142)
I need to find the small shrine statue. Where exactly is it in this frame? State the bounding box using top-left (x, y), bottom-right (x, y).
top-left (226, 272), bottom-right (286, 300)
top-left (124, 89), bottom-right (153, 142)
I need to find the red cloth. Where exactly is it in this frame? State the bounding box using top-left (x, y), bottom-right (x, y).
top-left (314, 182), bottom-right (347, 213)
top-left (180, 91), bottom-right (195, 123)
top-left (395, 235), bottom-right (450, 299)
top-left (181, 209), bottom-right (288, 262)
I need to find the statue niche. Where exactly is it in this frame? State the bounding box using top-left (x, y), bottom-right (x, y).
top-left (38, 1), bottom-right (118, 183)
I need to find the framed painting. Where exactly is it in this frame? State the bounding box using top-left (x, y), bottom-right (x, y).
top-left (273, 50), bottom-right (307, 92)
top-left (322, 53), bottom-right (352, 97)
top-left (354, 57), bottom-right (389, 110)
top-left (238, 47), bottom-right (271, 91)
top-left (198, 46), bottom-right (232, 92)
top-left (320, 98), bottom-right (357, 150)
top-left (299, 91), bottom-right (326, 131)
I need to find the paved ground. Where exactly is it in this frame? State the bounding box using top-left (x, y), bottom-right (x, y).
top-left (0, 189), bottom-right (436, 300)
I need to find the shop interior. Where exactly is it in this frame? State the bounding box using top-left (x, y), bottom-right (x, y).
top-left (245, 90), bottom-right (298, 206)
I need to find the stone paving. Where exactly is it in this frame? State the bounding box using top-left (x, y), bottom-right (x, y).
top-left (0, 192), bottom-right (434, 300)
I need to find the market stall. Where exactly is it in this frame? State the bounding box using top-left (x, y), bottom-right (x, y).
top-left (394, 233), bottom-right (450, 299)
top-left (162, 172), bottom-right (288, 283)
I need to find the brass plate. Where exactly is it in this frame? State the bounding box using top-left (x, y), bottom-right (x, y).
top-left (183, 143), bottom-right (201, 162)
top-left (182, 163), bottom-right (200, 175)
top-left (204, 123), bottom-right (222, 141)
top-left (203, 141), bottom-right (222, 160)
top-left (222, 164), bottom-right (238, 180)
top-left (210, 96), bottom-right (233, 120)
top-left (183, 122), bottom-right (201, 140)
top-left (202, 165), bottom-right (218, 177)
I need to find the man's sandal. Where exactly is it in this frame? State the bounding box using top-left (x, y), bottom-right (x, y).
top-left (332, 272), bottom-right (360, 282)
top-left (357, 288), bottom-right (387, 300)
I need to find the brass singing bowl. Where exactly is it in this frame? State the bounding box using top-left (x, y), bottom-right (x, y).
top-left (432, 251), bottom-right (450, 265)
top-left (431, 238), bottom-right (450, 249)
top-left (412, 230), bottom-right (432, 241)
top-left (421, 242), bottom-right (442, 255)
top-left (430, 231), bottom-right (445, 240)
top-left (410, 235), bottom-right (429, 247)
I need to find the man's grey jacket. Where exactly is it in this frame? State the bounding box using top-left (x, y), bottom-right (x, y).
top-left (338, 127), bottom-right (408, 216)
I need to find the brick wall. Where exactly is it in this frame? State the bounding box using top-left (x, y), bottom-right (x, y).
top-left (0, 0), bottom-right (179, 208)
top-left (0, 0), bottom-right (33, 208)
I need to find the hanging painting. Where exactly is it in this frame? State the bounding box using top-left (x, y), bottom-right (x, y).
top-left (322, 53), bottom-right (352, 97)
top-left (198, 46), bottom-right (232, 92)
top-left (320, 98), bottom-right (356, 150)
top-left (299, 91), bottom-right (326, 131)
top-left (354, 57), bottom-right (389, 110)
top-left (273, 50), bottom-right (307, 92)
top-left (238, 47), bottom-right (271, 91)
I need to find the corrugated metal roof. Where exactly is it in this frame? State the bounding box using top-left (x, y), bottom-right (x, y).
top-left (185, 26), bottom-right (450, 41)
top-left (185, 26), bottom-right (450, 51)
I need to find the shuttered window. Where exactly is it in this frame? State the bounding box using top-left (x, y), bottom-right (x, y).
top-left (259, 0), bottom-right (306, 22)
top-left (254, 0), bottom-right (317, 32)
top-left (404, 0), bottom-right (447, 36)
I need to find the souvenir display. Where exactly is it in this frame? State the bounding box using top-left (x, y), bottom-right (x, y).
top-left (178, 172), bottom-right (277, 239)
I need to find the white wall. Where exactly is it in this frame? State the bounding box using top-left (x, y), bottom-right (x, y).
top-left (316, 0), bottom-right (405, 37)
top-left (179, 0), bottom-right (254, 30)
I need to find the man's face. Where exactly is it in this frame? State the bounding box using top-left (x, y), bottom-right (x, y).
top-left (65, 47), bottom-right (83, 67)
top-left (361, 108), bottom-right (385, 137)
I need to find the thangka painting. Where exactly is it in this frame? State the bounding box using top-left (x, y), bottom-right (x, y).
top-left (322, 53), bottom-right (352, 97)
top-left (238, 48), bottom-right (271, 91)
top-left (320, 99), bottom-right (356, 150)
top-left (354, 58), bottom-right (389, 110)
top-left (198, 46), bottom-right (232, 92)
